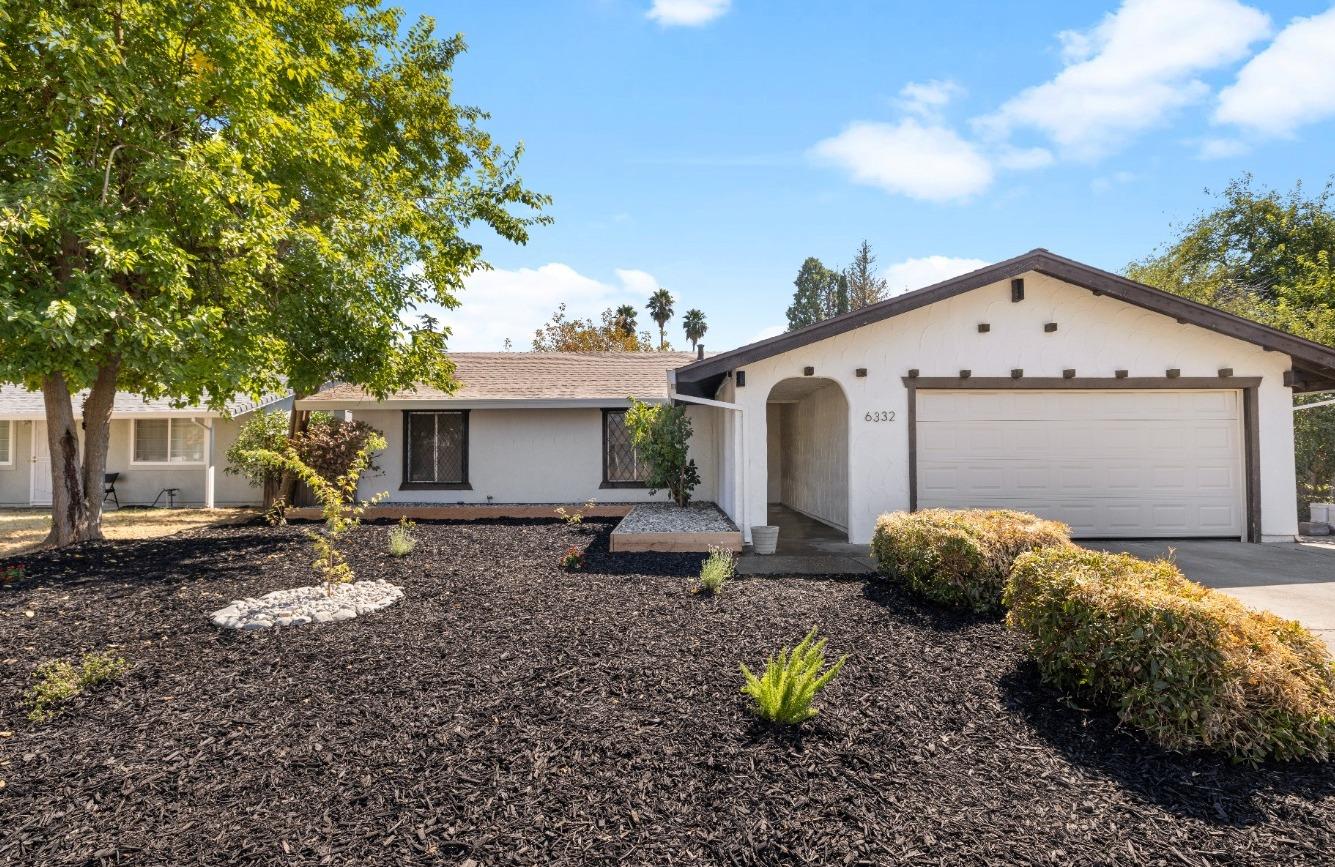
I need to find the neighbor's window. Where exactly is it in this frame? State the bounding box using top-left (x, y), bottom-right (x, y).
top-left (132, 418), bottom-right (205, 464)
top-left (403, 410), bottom-right (469, 487)
top-left (603, 409), bottom-right (649, 486)
top-left (0, 420), bottom-right (11, 465)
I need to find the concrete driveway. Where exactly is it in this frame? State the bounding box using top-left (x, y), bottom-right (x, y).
top-left (1086, 540), bottom-right (1335, 652)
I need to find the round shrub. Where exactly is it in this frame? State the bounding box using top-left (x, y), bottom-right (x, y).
top-left (1005, 547), bottom-right (1335, 763)
top-left (871, 509), bottom-right (1071, 613)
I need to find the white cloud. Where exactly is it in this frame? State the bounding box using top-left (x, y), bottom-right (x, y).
top-left (1090, 170), bottom-right (1137, 193)
top-left (996, 146), bottom-right (1054, 170)
top-left (899, 79), bottom-right (964, 119)
top-left (1214, 7), bottom-right (1335, 136)
top-left (883, 256), bottom-right (989, 295)
top-left (1197, 136), bottom-right (1251, 159)
top-left (421, 263), bottom-right (657, 351)
top-left (647, 0), bottom-right (730, 27)
top-left (979, 0), bottom-right (1271, 160)
top-left (811, 119), bottom-right (994, 202)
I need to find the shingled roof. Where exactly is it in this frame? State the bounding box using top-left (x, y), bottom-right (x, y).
top-left (0, 385), bottom-right (289, 419)
top-left (300, 352), bottom-right (699, 406)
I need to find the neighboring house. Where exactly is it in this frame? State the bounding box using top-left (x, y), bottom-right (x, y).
top-left (0, 387), bottom-right (291, 508)
top-left (303, 249), bottom-right (1335, 546)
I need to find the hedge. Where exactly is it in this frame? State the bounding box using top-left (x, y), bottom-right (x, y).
top-left (1005, 547), bottom-right (1335, 763)
top-left (870, 509), bottom-right (1071, 613)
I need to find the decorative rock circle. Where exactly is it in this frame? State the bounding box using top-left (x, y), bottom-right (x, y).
top-left (210, 580), bottom-right (404, 630)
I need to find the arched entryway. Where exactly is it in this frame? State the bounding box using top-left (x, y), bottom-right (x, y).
top-left (765, 377), bottom-right (850, 542)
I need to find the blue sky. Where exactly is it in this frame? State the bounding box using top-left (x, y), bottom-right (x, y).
top-left (405, 0), bottom-right (1335, 352)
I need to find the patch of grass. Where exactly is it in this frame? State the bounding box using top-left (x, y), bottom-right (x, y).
top-left (694, 545), bottom-right (734, 595)
top-left (27, 651), bottom-right (130, 723)
top-left (0, 508), bottom-right (257, 557)
top-left (740, 627), bottom-right (847, 725)
top-left (387, 518), bottom-right (417, 558)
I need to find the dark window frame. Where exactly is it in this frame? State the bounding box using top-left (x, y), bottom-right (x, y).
top-left (600, 408), bottom-right (649, 489)
top-left (400, 409), bottom-right (471, 490)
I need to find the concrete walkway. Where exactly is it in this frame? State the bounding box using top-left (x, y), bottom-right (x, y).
top-left (736, 506), bottom-right (876, 575)
top-left (1086, 540), bottom-right (1335, 652)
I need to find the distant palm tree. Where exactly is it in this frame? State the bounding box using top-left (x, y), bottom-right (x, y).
top-left (646, 288), bottom-right (675, 350)
top-left (682, 308), bottom-right (707, 351)
top-left (613, 304), bottom-right (638, 337)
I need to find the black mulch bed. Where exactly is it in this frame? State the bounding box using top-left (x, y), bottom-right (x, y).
top-left (2, 520), bottom-right (1333, 866)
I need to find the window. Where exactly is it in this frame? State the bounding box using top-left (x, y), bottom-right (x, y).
top-left (402, 411), bottom-right (469, 488)
top-left (133, 419), bottom-right (205, 464)
top-left (0, 420), bottom-right (11, 465)
top-left (602, 409), bottom-right (649, 487)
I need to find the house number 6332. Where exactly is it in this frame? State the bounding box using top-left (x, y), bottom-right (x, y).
top-left (864, 410), bottom-right (896, 423)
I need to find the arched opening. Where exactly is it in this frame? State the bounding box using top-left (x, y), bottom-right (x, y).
top-left (765, 377), bottom-right (850, 544)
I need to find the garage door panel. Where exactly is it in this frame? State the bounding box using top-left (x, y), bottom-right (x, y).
top-left (916, 389), bottom-right (1243, 538)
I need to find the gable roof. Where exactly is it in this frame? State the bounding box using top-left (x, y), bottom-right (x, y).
top-left (673, 248), bottom-right (1335, 396)
top-left (299, 352), bottom-right (698, 408)
top-left (0, 386), bottom-right (290, 420)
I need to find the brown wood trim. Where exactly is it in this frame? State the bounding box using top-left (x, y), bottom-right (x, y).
top-left (906, 383), bottom-right (918, 511)
top-left (673, 248), bottom-right (1335, 397)
top-left (401, 409), bottom-right (470, 489)
top-left (1243, 385), bottom-right (1262, 543)
top-left (902, 376), bottom-right (1263, 542)
top-left (287, 503), bottom-right (635, 521)
top-left (901, 376), bottom-right (1263, 389)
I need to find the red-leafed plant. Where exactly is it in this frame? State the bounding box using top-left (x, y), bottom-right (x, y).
top-left (559, 545), bottom-right (586, 571)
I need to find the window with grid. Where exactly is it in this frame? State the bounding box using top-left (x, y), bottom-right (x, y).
top-left (133, 419), bottom-right (204, 464)
top-left (404, 411), bottom-right (468, 486)
top-left (0, 420), bottom-right (10, 465)
top-left (603, 410), bottom-right (649, 486)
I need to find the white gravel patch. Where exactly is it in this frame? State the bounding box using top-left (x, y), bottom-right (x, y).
top-left (616, 502), bottom-right (737, 534)
top-left (210, 580), bottom-right (403, 630)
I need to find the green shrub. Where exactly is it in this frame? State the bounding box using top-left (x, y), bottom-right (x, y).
top-left (695, 545), bottom-right (734, 595)
top-left (559, 545), bottom-right (585, 571)
top-left (387, 518), bottom-right (417, 558)
top-left (27, 651), bottom-right (129, 723)
top-left (624, 398), bottom-right (700, 507)
top-left (1005, 547), bottom-right (1335, 763)
top-left (871, 509), bottom-right (1071, 612)
top-left (740, 628), bottom-right (847, 725)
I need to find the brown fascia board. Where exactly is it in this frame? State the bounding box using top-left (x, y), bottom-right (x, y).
top-left (672, 248), bottom-right (1335, 395)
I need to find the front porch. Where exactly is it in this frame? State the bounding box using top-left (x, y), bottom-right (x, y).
top-left (737, 504), bottom-right (876, 575)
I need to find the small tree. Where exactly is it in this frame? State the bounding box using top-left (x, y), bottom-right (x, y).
top-left (624, 398), bottom-right (700, 507)
top-left (240, 433), bottom-right (388, 594)
top-left (224, 411), bottom-right (291, 507)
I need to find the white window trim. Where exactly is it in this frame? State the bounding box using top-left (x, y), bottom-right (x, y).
top-left (130, 417), bottom-right (207, 466)
top-left (0, 419), bottom-right (12, 466)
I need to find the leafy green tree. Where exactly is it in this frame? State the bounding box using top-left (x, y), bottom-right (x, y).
top-left (0, 2), bottom-right (546, 546)
top-left (845, 240), bottom-right (888, 309)
top-left (682, 308), bottom-right (708, 351)
top-left (646, 288), bottom-right (675, 350)
top-left (1126, 176), bottom-right (1335, 345)
top-left (831, 273), bottom-right (850, 317)
top-left (532, 304), bottom-right (652, 351)
top-left (787, 257), bottom-right (838, 330)
top-left (224, 411), bottom-right (292, 506)
top-left (624, 397), bottom-right (700, 507)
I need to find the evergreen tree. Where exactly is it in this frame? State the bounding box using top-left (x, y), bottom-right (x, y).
top-left (682, 309), bottom-right (708, 350)
top-left (786, 257), bottom-right (833, 330)
top-left (647, 288), bottom-right (675, 350)
top-left (846, 241), bottom-right (888, 309)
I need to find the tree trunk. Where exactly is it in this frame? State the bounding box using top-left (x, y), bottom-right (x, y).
top-left (274, 395), bottom-right (312, 506)
top-left (41, 374), bottom-right (92, 546)
top-left (41, 361), bottom-right (121, 547)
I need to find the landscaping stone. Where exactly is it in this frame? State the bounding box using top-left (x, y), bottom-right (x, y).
top-left (208, 580), bottom-right (403, 630)
top-left (615, 501), bottom-right (736, 533)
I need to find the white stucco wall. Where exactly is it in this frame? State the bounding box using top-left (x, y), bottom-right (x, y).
top-left (776, 383), bottom-right (850, 529)
top-left (722, 271), bottom-right (1299, 544)
top-left (348, 405), bottom-right (719, 505)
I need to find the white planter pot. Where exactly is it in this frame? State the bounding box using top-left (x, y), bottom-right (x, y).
top-left (1310, 503), bottom-right (1334, 524)
top-left (751, 525), bottom-right (780, 555)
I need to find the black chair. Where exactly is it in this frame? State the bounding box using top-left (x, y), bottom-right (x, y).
top-left (103, 473), bottom-right (120, 509)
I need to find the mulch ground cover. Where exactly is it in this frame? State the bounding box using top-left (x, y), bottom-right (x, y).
top-left (1, 518), bottom-right (1333, 866)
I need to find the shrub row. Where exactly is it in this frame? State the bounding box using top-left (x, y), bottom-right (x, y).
top-left (871, 509), bottom-right (1071, 612)
top-left (1005, 546), bottom-right (1335, 763)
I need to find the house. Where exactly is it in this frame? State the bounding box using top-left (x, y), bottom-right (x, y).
top-left (304, 249), bottom-right (1335, 545)
top-left (0, 387), bottom-right (291, 508)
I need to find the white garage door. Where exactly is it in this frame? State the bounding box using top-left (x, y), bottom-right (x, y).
top-left (916, 389), bottom-right (1245, 538)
